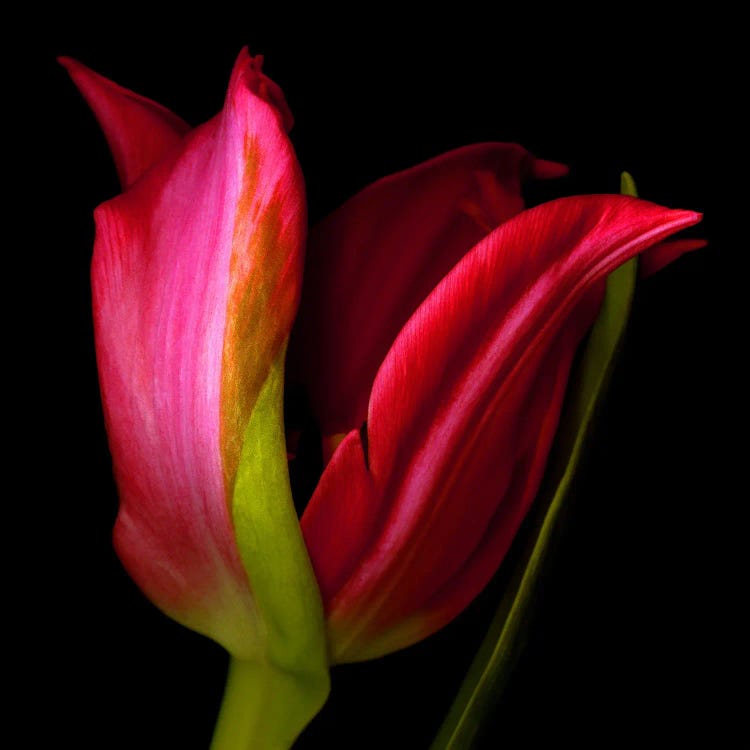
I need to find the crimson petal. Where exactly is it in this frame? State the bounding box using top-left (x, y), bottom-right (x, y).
top-left (289, 144), bottom-right (567, 446)
top-left (641, 238), bottom-right (707, 277)
top-left (59, 56), bottom-right (190, 189)
top-left (301, 195), bottom-right (701, 662)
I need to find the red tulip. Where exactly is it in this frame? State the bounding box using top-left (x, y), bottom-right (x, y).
top-left (293, 151), bottom-right (702, 663)
top-left (61, 51), bottom-right (330, 737)
top-left (64, 48), bottom-right (703, 744)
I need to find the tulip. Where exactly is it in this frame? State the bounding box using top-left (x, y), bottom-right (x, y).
top-left (64, 46), bottom-right (703, 747)
top-left (292, 149), bottom-right (702, 664)
top-left (62, 50), bottom-right (329, 747)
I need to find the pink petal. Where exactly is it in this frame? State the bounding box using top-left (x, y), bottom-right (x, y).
top-left (289, 143), bottom-right (567, 441)
top-left (301, 195), bottom-right (700, 662)
top-left (94, 49), bottom-right (305, 656)
top-left (59, 56), bottom-right (191, 189)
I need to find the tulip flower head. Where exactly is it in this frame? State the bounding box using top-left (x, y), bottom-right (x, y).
top-left (292, 151), bottom-right (701, 663)
top-left (65, 47), bottom-right (702, 748)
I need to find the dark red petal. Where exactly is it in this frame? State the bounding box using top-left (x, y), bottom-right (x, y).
top-left (301, 195), bottom-right (700, 662)
top-left (641, 238), bottom-right (707, 277)
top-left (358, 290), bottom-right (604, 659)
top-left (59, 56), bottom-right (190, 189)
top-left (289, 143), bottom-right (567, 440)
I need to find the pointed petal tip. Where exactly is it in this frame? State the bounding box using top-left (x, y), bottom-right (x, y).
top-left (684, 237), bottom-right (707, 250)
top-left (631, 200), bottom-right (702, 228)
top-left (57, 55), bottom-right (87, 71)
top-left (640, 237), bottom-right (707, 277)
top-left (677, 208), bottom-right (703, 227)
top-left (57, 55), bottom-right (93, 85)
top-left (530, 157), bottom-right (569, 180)
top-left (59, 54), bottom-right (191, 190)
top-left (57, 55), bottom-right (107, 87)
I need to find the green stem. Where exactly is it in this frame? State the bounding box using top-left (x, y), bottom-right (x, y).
top-left (210, 657), bottom-right (328, 750)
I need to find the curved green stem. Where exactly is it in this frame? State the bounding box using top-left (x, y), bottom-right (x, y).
top-left (210, 656), bottom-right (329, 750)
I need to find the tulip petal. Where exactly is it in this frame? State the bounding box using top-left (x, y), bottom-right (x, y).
top-left (59, 56), bottom-right (190, 189)
top-left (433, 171), bottom-right (644, 748)
top-left (432, 242), bottom-right (639, 750)
top-left (301, 195), bottom-right (700, 662)
top-left (289, 144), bottom-right (567, 439)
top-left (620, 171), bottom-right (706, 278)
top-left (641, 238), bottom-right (707, 277)
top-left (94, 49), bottom-right (308, 658)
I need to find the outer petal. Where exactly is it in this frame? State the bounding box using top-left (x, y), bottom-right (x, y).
top-left (301, 195), bottom-right (701, 662)
top-left (289, 144), bottom-right (567, 444)
top-left (94, 50), bottom-right (306, 658)
top-left (641, 238), bottom-right (707, 277)
top-left (59, 56), bottom-right (191, 188)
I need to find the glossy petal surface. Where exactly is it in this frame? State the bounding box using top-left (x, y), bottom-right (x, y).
top-left (301, 195), bottom-right (700, 662)
top-left (290, 144), bottom-right (567, 442)
top-left (93, 50), bottom-right (306, 657)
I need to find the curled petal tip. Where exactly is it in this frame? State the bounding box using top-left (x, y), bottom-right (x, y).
top-left (230, 47), bottom-right (294, 132)
top-left (670, 208), bottom-right (703, 231)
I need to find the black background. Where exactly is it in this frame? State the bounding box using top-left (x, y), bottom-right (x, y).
top-left (21, 10), bottom-right (735, 748)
